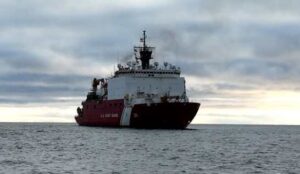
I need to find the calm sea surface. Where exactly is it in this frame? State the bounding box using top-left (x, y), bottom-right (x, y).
top-left (0, 123), bottom-right (299, 174)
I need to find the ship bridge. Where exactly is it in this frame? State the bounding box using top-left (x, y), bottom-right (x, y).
top-left (115, 66), bottom-right (181, 78)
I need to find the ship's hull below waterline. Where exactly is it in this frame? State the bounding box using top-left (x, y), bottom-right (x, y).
top-left (75, 102), bottom-right (200, 129)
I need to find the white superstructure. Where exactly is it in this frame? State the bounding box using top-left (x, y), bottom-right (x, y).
top-left (95, 30), bottom-right (189, 106)
top-left (108, 63), bottom-right (187, 101)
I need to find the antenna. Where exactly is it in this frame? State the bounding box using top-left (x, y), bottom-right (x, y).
top-left (142, 30), bottom-right (146, 48)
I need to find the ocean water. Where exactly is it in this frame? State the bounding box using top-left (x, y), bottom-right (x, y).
top-left (0, 123), bottom-right (299, 174)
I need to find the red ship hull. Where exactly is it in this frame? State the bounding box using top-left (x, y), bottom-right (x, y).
top-left (75, 99), bottom-right (124, 127)
top-left (75, 99), bottom-right (200, 129)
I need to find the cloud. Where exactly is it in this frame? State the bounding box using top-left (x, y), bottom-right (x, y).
top-left (0, 0), bottom-right (300, 123)
top-left (0, 46), bottom-right (47, 71)
top-left (0, 72), bottom-right (90, 104)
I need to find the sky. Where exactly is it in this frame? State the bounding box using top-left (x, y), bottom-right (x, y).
top-left (0, 0), bottom-right (300, 124)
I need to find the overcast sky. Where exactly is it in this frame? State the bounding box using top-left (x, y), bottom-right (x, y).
top-left (0, 0), bottom-right (300, 124)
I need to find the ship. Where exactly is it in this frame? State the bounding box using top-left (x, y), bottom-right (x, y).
top-left (75, 31), bottom-right (200, 129)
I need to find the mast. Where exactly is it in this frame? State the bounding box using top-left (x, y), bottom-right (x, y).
top-left (142, 30), bottom-right (146, 48)
top-left (134, 30), bottom-right (154, 69)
